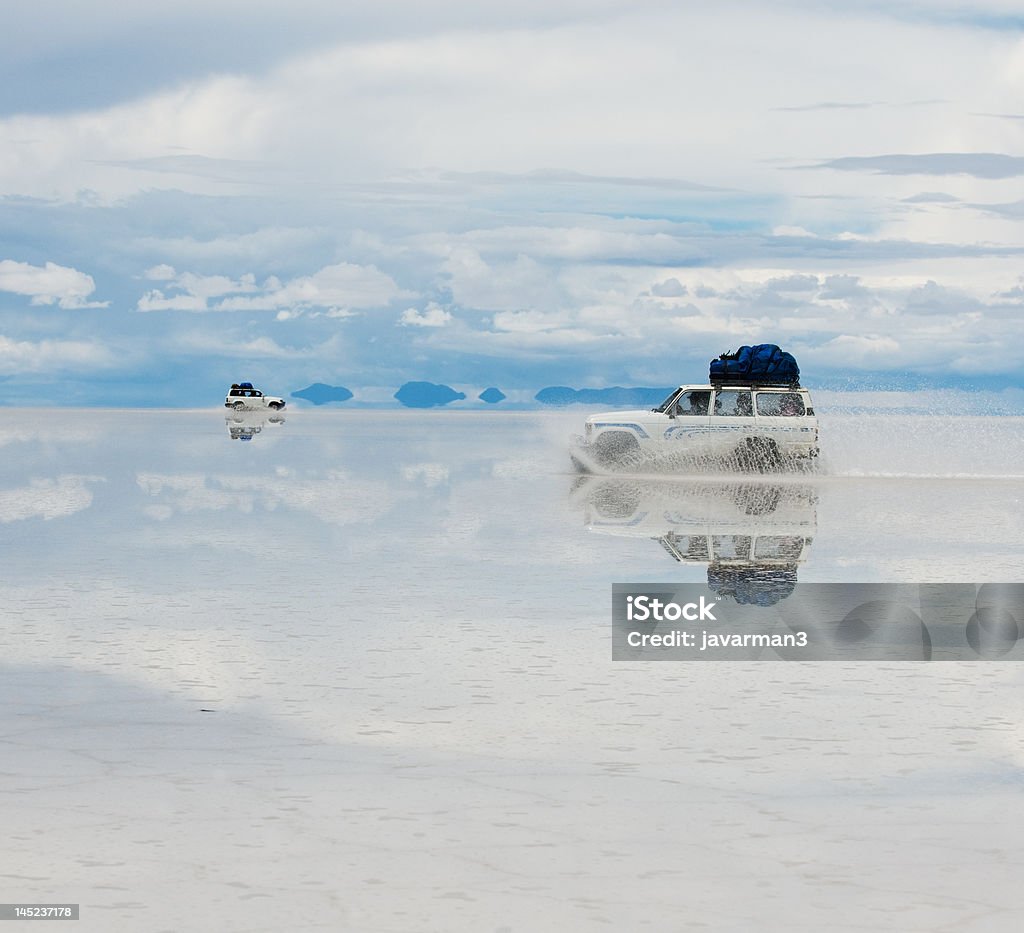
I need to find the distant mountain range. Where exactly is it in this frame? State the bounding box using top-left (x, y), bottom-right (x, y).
top-left (393, 382), bottom-right (467, 408)
top-left (290, 383), bottom-right (354, 405)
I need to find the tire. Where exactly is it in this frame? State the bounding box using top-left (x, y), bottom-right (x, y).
top-left (268, 401), bottom-right (282, 410)
top-left (593, 431), bottom-right (640, 468)
top-left (736, 436), bottom-right (779, 473)
top-left (233, 401), bottom-right (246, 411)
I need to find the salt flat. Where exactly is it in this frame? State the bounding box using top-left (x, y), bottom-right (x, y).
top-left (1, 408), bottom-right (1023, 932)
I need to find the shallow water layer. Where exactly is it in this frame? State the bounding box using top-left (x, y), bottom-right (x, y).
top-left (1, 410), bottom-right (1023, 932)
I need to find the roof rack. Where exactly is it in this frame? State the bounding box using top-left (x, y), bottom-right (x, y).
top-left (709, 380), bottom-right (801, 389)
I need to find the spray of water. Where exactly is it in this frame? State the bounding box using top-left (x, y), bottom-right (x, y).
top-left (563, 391), bottom-right (1024, 480)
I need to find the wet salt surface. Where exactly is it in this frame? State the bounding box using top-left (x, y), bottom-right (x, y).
top-left (2, 409), bottom-right (1024, 932)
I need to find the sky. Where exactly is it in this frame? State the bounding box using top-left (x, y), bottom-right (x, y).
top-left (2, 0), bottom-right (1024, 405)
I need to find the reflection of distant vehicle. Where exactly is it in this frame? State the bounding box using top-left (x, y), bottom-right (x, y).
top-left (574, 384), bottom-right (818, 471)
top-left (224, 382), bottom-right (286, 411)
top-left (573, 477), bottom-right (817, 604)
top-left (225, 411), bottom-right (285, 442)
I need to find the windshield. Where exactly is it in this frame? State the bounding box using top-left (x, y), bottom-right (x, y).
top-left (652, 388), bottom-right (681, 413)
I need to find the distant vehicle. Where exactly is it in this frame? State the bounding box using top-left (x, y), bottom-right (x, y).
top-left (224, 382), bottom-right (286, 412)
top-left (575, 384), bottom-right (819, 471)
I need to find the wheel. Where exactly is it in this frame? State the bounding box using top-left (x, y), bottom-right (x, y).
top-left (233, 401), bottom-right (246, 411)
top-left (593, 432), bottom-right (641, 468)
top-left (736, 436), bottom-right (779, 473)
top-left (268, 401), bottom-right (282, 410)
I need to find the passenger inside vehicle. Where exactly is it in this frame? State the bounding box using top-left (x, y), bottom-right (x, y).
top-left (714, 390), bottom-right (753, 416)
top-left (675, 390), bottom-right (711, 416)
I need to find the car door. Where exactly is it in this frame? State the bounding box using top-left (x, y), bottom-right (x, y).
top-left (709, 389), bottom-right (754, 454)
top-left (754, 390), bottom-right (808, 456)
top-left (662, 389), bottom-right (711, 447)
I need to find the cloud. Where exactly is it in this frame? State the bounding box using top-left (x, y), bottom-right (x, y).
top-left (0, 334), bottom-right (115, 374)
top-left (0, 259), bottom-right (107, 308)
top-left (3, 4), bottom-right (1024, 393)
top-left (818, 274), bottom-right (871, 300)
top-left (810, 334), bottom-right (902, 366)
top-left (901, 191), bottom-right (960, 203)
top-left (650, 277), bottom-right (687, 297)
top-left (95, 154), bottom-right (271, 183)
top-left (439, 248), bottom-right (569, 311)
top-left (137, 261), bottom-right (408, 313)
top-left (144, 263), bottom-right (177, 280)
top-left (770, 226), bottom-right (817, 238)
top-left (807, 153), bottom-right (1024, 179)
top-left (965, 199), bottom-right (1024, 219)
top-left (0, 0), bottom-right (675, 115)
top-left (440, 168), bottom-right (728, 192)
top-left (492, 309), bottom-right (576, 334)
top-left (400, 302), bottom-right (452, 327)
top-left (763, 273), bottom-right (820, 292)
top-left (904, 279), bottom-right (977, 313)
top-left (133, 228), bottom-right (325, 265)
top-left (971, 112), bottom-right (1024, 121)
top-left (172, 333), bottom-right (300, 358)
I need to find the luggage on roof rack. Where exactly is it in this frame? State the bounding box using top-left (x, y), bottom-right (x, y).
top-left (709, 344), bottom-right (800, 387)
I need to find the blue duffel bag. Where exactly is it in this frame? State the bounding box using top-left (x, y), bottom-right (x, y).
top-left (709, 344), bottom-right (800, 386)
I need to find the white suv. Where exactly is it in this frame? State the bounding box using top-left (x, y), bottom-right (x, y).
top-left (577, 384), bottom-right (818, 470)
top-left (224, 382), bottom-right (286, 411)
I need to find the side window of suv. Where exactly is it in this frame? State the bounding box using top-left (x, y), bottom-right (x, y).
top-left (673, 390), bottom-right (710, 416)
top-left (756, 392), bottom-right (805, 416)
top-left (713, 390), bottom-right (752, 416)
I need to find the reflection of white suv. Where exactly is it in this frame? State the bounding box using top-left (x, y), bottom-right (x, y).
top-left (578, 384), bottom-right (818, 470)
top-left (224, 382), bottom-right (286, 411)
top-left (574, 477), bottom-right (817, 565)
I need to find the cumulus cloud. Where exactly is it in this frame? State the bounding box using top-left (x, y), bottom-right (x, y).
top-left (144, 263), bottom-right (178, 280)
top-left (400, 302), bottom-right (452, 327)
top-left (0, 259), bottom-right (107, 309)
top-left (137, 262), bottom-right (408, 314)
top-left (650, 277), bottom-right (687, 297)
